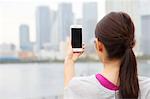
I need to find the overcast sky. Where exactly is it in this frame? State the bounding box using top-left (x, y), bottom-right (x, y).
top-left (0, 0), bottom-right (105, 47)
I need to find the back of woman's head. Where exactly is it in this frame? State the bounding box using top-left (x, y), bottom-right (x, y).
top-left (95, 12), bottom-right (139, 98)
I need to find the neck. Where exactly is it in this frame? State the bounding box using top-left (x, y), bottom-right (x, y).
top-left (101, 59), bottom-right (121, 86)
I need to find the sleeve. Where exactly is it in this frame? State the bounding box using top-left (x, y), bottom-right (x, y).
top-left (64, 77), bottom-right (82, 99)
top-left (139, 76), bottom-right (150, 99)
top-left (145, 83), bottom-right (150, 99)
top-left (146, 91), bottom-right (150, 99)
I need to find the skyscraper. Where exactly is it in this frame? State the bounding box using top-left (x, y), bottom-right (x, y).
top-left (83, 2), bottom-right (98, 43)
top-left (50, 11), bottom-right (60, 48)
top-left (19, 24), bottom-right (31, 51)
top-left (36, 6), bottom-right (51, 50)
top-left (57, 3), bottom-right (73, 42)
top-left (140, 0), bottom-right (150, 55)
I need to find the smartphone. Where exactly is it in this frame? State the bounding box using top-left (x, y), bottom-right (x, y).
top-left (70, 25), bottom-right (83, 52)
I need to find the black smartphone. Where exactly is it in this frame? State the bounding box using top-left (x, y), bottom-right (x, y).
top-left (70, 25), bottom-right (82, 52)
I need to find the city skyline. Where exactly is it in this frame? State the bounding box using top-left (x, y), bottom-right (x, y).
top-left (1, 0), bottom-right (150, 56)
top-left (18, 2), bottom-right (98, 52)
top-left (0, 1), bottom-right (99, 61)
top-left (0, 0), bottom-right (105, 49)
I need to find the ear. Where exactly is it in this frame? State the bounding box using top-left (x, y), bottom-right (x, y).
top-left (95, 39), bottom-right (104, 53)
top-left (98, 41), bottom-right (103, 52)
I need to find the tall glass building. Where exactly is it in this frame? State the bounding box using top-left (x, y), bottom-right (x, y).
top-left (140, 0), bottom-right (150, 55)
top-left (19, 24), bottom-right (31, 51)
top-left (57, 3), bottom-right (73, 42)
top-left (36, 6), bottom-right (51, 50)
top-left (82, 2), bottom-right (98, 43)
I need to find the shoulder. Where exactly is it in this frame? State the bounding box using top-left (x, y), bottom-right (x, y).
top-left (65, 75), bottom-right (97, 90)
top-left (64, 75), bottom-right (119, 99)
top-left (139, 76), bottom-right (150, 87)
top-left (138, 76), bottom-right (150, 98)
top-left (64, 75), bottom-right (100, 97)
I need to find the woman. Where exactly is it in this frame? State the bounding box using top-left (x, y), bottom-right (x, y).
top-left (64, 12), bottom-right (150, 99)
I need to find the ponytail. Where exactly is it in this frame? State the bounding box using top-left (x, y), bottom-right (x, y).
top-left (119, 48), bottom-right (139, 98)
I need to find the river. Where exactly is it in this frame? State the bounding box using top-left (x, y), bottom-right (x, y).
top-left (0, 61), bottom-right (150, 99)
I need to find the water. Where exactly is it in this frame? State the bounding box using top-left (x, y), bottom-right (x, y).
top-left (0, 61), bottom-right (150, 99)
top-left (0, 63), bottom-right (64, 99)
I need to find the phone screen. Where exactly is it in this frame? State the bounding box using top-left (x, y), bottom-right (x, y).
top-left (71, 28), bottom-right (82, 48)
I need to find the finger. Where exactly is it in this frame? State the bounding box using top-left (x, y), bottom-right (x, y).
top-left (82, 42), bottom-right (85, 47)
top-left (66, 36), bottom-right (72, 49)
top-left (82, 43), bottom-right (85, 49)
top-left (74, 52), bottom-right (82, 57)
top-left (82, 42), bottom-right (85, 45)
top-left (66, 37), bottom-right (69, 46)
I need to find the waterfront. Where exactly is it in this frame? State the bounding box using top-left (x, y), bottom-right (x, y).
top-left (0, 61), bottom-right (150, 99)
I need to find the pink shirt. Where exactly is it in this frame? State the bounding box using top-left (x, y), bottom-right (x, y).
top-left (96, 73), bottom-right (119, 91)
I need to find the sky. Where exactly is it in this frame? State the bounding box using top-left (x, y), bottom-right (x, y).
top-left (0, 0), bottom-right (105, 48)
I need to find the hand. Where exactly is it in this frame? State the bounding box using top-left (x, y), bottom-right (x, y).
top-left (65, 37), bottom-right (85, 62)
top-left (64, 37), bottom-right (85, 87)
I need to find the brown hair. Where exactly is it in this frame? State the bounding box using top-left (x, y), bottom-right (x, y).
top-left (95, 12), bottom-right (139, 98)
